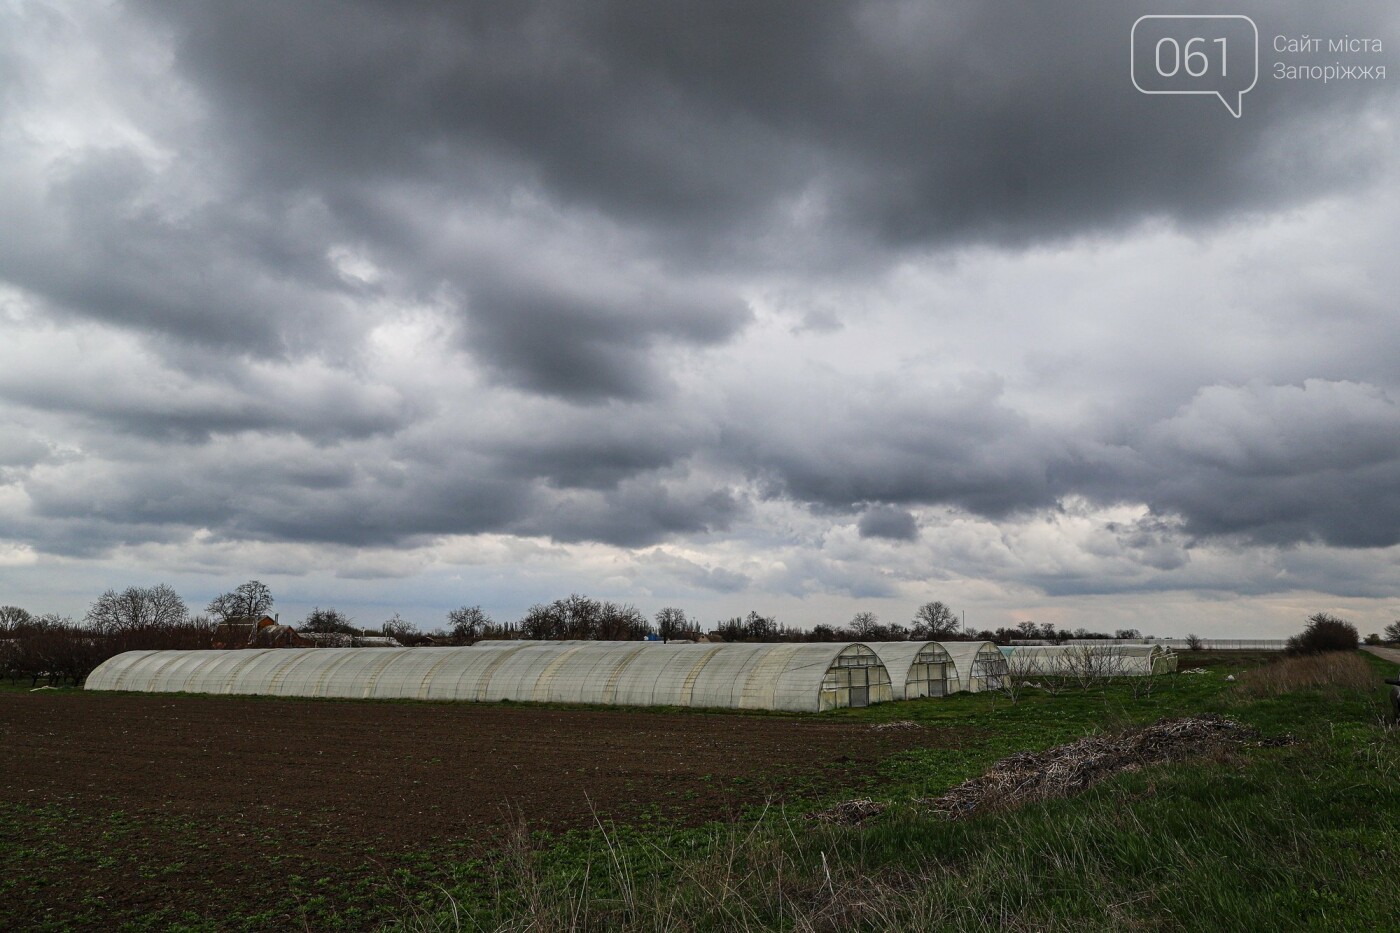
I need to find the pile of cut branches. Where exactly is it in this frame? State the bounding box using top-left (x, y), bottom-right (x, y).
top-left (812, 714), bottom-right (1291, 826)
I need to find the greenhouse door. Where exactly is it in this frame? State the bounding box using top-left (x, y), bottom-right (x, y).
top-left (849, 666), bottom-right (869, 707)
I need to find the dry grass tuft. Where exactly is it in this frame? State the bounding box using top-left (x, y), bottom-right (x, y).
top-left (1235, 651), bottom-right (1376, 698)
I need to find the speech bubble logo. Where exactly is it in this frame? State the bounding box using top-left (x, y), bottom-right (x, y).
top-left (1132, 15), bottom-right (1258, 117)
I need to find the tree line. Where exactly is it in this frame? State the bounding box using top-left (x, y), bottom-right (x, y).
top-left (8, 578), bottom-right (1386, 686)
top-left (0, 580), bottom-right (1137, 688)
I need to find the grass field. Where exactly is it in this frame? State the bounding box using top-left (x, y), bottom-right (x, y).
top-left (3, 649), bottom-right (1396, 931)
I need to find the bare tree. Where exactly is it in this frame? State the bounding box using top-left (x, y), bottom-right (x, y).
top-left (1383, 621), bottom-right (1400, 644)
top-left (711, 611), bottom-right (780, 642)
top-left (520, 595), bottom-right (653, 641)
top-left (1185, 633), bottom-right (1204, 651)
top-left (85, 584), bottom-right (189, 633)
top-left (447, 605), bottom-right (491, 644)
top-left (1127, 664), bottom-right (1164, 699)
top-left (742, 610), bottom-right (778, 641)
top-left (302, 607), bottom-right (357, 634)
top-left (999, 651), bottom-right (1037, 703)
top-left (0, 605), bottom-right (33, 631)
top-left (1060, 644), bottom-right (1130, 689)
top-left (654, 606), bottom-right (691, 642)
top-left (382, 613), bottom-right (419, 644)
top-left (911, 601), bottom-right (960, 639)
top-left (206, 581), bottom-right (274, 621)
top-left (849, 611), bottom-right (881, 640)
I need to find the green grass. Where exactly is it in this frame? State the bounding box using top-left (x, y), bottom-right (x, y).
top-left (390, 652), bottom-right (1400, 932)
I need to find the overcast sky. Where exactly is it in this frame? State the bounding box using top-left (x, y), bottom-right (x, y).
top-left (2, 0), bottom-right (1398, 636)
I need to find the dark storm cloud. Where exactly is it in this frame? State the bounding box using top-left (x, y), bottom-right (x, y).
top-left (0, 149), bottom-right (361, 359)
top-left (857, 505), bottom-right (919, 541)
top-left (139, 0), bottom-right (1397, 251)
top-left (481, 405), bottom-right (715, 490)
top-left (21, 444), bottom-right (526, 550)
top-left (14, 403), bottom-right (737, 552)
top-left (730, 375), bottom-right (1400, 552)
top-left (1140, 381), bottom-right (1400, 548)
top-left (509, 480), bottom-right (746, 548)
top-left (460, 267), bottom-right (751, 401)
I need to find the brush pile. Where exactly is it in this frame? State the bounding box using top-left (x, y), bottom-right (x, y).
top-left (812, 714), bottom-right (1292, 826)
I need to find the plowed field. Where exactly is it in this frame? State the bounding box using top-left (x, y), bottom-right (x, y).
top-left (1, 690), bottom-right (970, 930)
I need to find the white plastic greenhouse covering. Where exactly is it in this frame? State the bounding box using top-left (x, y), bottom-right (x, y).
top-left (84, 642), bottom-right (895, 712)
top-left (937, 641), bottom-right (1009, 692)
top-left (999, 644), bottom-right (1179, 677)
top-left (866, 642), bottom-right (954, 700)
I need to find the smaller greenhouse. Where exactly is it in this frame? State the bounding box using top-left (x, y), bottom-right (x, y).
top-left (999, 644), bottom-right (1178, 677)
top-left (937, 641), bottom-right (1010, 693)
top-left (866, 642), bottom-right (954, 700)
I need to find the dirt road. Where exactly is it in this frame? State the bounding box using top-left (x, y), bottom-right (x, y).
top-left (1362, 644), bottom-right (1400, 664)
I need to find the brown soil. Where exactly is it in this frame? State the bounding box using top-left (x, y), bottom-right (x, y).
top-left (0, 690), bottom-right (966, 930)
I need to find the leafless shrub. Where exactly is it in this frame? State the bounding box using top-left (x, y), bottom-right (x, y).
top-left (1061, 645), bottom-right (1130, 689)
top-left (998, 652), bottom-right (1046, 702)
top-left (1127, 669), bottom-right (1164, 699)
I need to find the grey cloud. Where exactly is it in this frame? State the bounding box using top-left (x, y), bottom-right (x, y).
top-left (641, 550), bottom-right (751, 593)
top-left (733, 373), bottom-right (1064, 516)
top-left (510, 478), bottom-right (746, 548)
top-left (0, 149), bottom-right (361, 360)
top-left (1141, 381), bottom-right (1400, 548)
top-left (0, 427), bottom-right (56, 472)
top-left (460, 269), bottom-right (751, 401)
top-left (857, 505), bottom-right (919, 541)
top-left (0, 365), bottom-right (417, 445)
top-left (22, 442), bottom-right (527, 550)
top-left (481, 405), bottom-right (716, 490)
top-left (730, 374), bottom-right (1400, 554)
top-left (12, 398), bottom-right (742, 553)
top-left (762, 552), bottom-right (901, 600)
top-left (1100, 516), bottom-right (1190, 572)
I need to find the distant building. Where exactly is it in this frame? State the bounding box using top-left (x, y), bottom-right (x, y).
top-left (212, 615), bottom-right (314, 649)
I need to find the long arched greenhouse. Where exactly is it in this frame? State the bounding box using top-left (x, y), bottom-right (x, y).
top-left (85, 641), bottom-right (895, 712)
